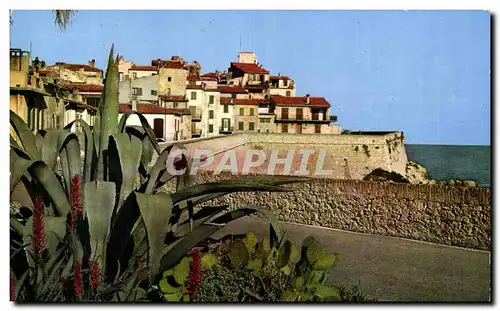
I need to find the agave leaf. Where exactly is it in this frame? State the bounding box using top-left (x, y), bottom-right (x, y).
top-left (105, 193), bottom-right (141, 281)
top-left (10, 216), bottom-right (24, 236)
top-left (109, 134), bottom-right (143, 210)
top-left (183, 175), bottom-right (308, 206)
top-left (10, 110), bottom-right (40, 160)
top-left (96, 45), bottom-right (119, 181)
top-left (135, 192), bottom-right (173, 281)
top-left (117, 112), bottom-right (160, 154)
top-left (39, 129), bottom-right (61, 170)
top-left (171, 181), bottom-right (291, 205)
top-left (172, 205), bottom-right (229, 239)
top-left (84, 181), bottom-right (116, 271)
top-left (35, 130), bottom-right (45, 151)
top-left (45, 217), bottom-right (68, 255)
top-left (144, 143), bottom-right (183, 194)
top-left (64, 119), bottom-right (95, 182)
top-left (14, 271), bottom-right (28, 301)
top-left (10, 148), bottom-right (34, 194)
top-left (131, 219), bottom-right (148, 259)
top-left (27, 161), bottom-right (71, 216)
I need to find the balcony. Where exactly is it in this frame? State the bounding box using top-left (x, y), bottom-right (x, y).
top-left (275, 114), bottom-right (333, 123)
top-left (219, 126), bottom-right (234, 134)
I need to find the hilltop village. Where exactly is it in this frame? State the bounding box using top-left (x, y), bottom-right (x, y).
top-left (10, 48), bottom-right (340, 141)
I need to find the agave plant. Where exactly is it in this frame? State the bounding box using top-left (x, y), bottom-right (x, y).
top-left (10, 45), bottom-right (308, 302)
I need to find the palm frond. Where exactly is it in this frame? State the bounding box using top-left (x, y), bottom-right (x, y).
top-left (53, 10), bottom-right (77, 32)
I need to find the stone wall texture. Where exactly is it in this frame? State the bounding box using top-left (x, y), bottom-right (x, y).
top-left (165, 172), bottom-right (491, 251)
top-left (154, 132), bottom-right (408, 179)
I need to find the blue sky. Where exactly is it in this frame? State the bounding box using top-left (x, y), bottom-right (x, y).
top-left (10, 10), bottom-right (490, 145)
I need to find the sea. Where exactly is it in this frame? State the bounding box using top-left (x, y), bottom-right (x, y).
top-left (405, 144), bottom-right (491, 188)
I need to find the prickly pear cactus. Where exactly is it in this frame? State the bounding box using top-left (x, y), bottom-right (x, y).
top-left (228, 240), bottom-right (249, 268)
top-left (244, 232), bottom-right (258, 254)
top-left (277, 236), bottom-right (342, 302)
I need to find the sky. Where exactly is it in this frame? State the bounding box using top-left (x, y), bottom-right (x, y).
top-left (10, 10), bottom-right (490, 145)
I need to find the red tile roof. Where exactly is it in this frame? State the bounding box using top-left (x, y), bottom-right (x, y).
top-left (270, 95), bottom-right (330, 108)
top-left (186, 84), bottom-right (204, 90)
top-left (63, 84), bottom-right (104, 93)
top-left (270, 75), bottom-right (290, 80)
top-left (130, 65), bottom-right (157, 71)
top-left (220, 98), bottom-right (268, 106)
top-left (217, 86), bottom-right (247, 94)
top-left (200, 76), bottom-right (217, 81)
top-left (165, 61), bottom-right (185, 69)
top-left (118, 104), bottom-right (190, 115)
top-left (54, 63), bottom-right (102, 73)
top-left (201, 72), bottom-right (221, 79)
top-left (187, 75), bottom-right (199, 82)
top-left (230, 62), bottom-right (269, 74)
top-left (159, 95), bottom-right (188, 102)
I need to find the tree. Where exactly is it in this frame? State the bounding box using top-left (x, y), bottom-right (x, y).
top-left (10, 10), bottom-right (77, 32)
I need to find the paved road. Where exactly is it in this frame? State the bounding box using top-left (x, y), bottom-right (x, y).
top-left (213, 216), bottom-right (491, 302)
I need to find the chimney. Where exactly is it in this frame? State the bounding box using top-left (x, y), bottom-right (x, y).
top-left (89, 59), bottom-right (95, 68)
top-left (306, 94), bottom-right (310, 104)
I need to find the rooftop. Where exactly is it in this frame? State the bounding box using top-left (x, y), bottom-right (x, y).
top-left (130, 65), bottom-right (157, 72)
top-left (62, 83), bottom-right (104, 93)
top-left (269, 95), bottom-right (330, 108)
top-left (217, 86), bottom-right (247, 94)
top-left (230, 62), bottom-right (269, 74)
top-left (51, 62), bottom-right (102, 73)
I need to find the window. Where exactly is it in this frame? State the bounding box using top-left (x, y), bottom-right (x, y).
top-left (209, 95), bottom-right (214, 104)
top-left (259, 118), bottom-right (270, 123)
top-left (249, 108), bottom-right (254, 116)
top-left (249, 122), bottom-right (255, 131)
top-left (132, 87), bottom-right (142, 96)
top-left (209, 124), bottom-right (214, 133)
top-left (283, 79), bottom-right (288, 87)
top-left (173, 102), bottom-right (178, 108)
top-left (238, 122), bottom-right (244, 131)
top-left (191, 91), bottom-right (197, 100)
top-left (232, 93), bottom-right (237, 99)
top-left (286, 90), bottom-right (291, 97)
top-left (132, 72), bottom-right (137, 79)
top-left (209, 110), bottom-right (214, 119)
top-left (167, 77), bottom-right (172, 82)
top-left (239, 108), bottom-right (244, 116)
top-left (315, 124), bottom-right (321, 133)
top-left (151, 90), bottom-right (157, 96)
top-left (223, 105), bottom-right (229, 113)
top-left (282, 124), bottom-right (288, 133)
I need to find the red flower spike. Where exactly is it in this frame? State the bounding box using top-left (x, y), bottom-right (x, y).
top-left (70, 175), bottom-right (83, 230)
top-left (10, 276), bottom-right (15, 302)
top-left (73, 260), bottom-right (83, 297)
top-left (185, 248), bottom-right (201, 297)
top-left (32, 196), bottom-right (45, 259)
top-left (90, 261), bottom-right (101, 290)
